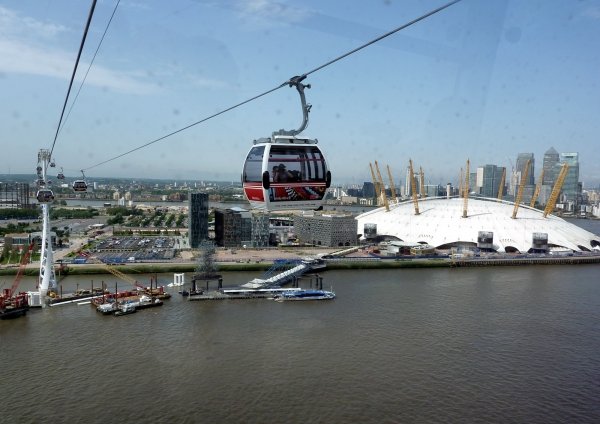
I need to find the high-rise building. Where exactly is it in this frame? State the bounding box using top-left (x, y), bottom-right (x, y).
top-left (516, 153), bottom-right (535, 186)
top-left (559, 152), bottom-right (581, 206)
top-left (188, 192), bottom-right (209, 248)
top-left (481, 165), bottom-right (505, 198)
top-left (362, 182), bottom-right (375, 199)
top-left (542, 147), bottom-right (559, 186)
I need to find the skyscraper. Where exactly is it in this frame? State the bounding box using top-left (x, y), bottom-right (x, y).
top-left (516, 153), bottom-right (535, 186)
top-left (542, 147), bottom-right (559, 186)
top-left (558, 152), bottom-right (581, 206)
top-left (481, 165), bottom-right (505, 198)
top-left (188, 192), bottom-right (209, 248)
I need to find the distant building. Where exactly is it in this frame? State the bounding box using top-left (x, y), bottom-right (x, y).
top-left (559, 152), bottom-right (581, 206)
top-left (214, 207), bottom-right (252, 248)
top-left (516, 153), bottom-right (535, 186)
top-left (188, 192), bottom-right (209, 248)
top-left (542, 147), bottom-right (560, 186)
top-left (362, 182), bottom-right (375, 199)
top-left (294, 213), bottom-right (357, 247)
top-left (0, 183), bottom-right (30, 209)
top-left (480, 165), bottom-right (505, 198)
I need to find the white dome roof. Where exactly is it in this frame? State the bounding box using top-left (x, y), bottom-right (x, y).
top-left (356, 197), bottom-right (600, 253)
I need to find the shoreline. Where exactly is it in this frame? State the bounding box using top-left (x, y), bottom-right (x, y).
top-left (2, 254), bottom-right (599, 277)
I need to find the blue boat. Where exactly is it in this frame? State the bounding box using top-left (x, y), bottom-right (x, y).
top-left (274, 289), bottom-right (335, 301)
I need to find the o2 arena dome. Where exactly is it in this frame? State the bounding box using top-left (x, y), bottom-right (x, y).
top-left (356, 197), bottom-right (600, 253)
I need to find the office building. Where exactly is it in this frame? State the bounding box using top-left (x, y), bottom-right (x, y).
top-left (188, 192), bottom-right (209, 248)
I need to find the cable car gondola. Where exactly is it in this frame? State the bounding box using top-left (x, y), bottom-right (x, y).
top-left (242, 77), bottom-right (331, 211)
top-left (72, 170), bottom-right (88, 192)
top-left (36, 189), bottom-right (55, 203)
top-left (57, 167), bottom-right (65, 180)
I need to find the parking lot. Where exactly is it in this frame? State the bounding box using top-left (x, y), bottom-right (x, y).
top-left (92, 236), bottom-right (179, 263)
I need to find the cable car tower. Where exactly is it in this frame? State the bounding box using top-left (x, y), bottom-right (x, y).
top-left (35, 149), bottom-right (57, 306)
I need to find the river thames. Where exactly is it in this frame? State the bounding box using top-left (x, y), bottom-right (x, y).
top-left (2, 259), bottom-right (600, 423)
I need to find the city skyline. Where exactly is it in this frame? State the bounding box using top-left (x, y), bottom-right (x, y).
top-left (1, 1), bottom-right (600, 186)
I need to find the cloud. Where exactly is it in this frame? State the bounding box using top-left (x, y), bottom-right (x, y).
top-left (233, 0), bottom-right (312, 26)
top-left (0, 5), bottom-right (161, 94)
top-left (0, 5), bottom-right (67, 38)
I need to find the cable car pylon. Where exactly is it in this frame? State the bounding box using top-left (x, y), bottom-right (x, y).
top-left (35, 149), bottom-right (57, 307)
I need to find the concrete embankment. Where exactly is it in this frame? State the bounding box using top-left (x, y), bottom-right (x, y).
top-left (2, 254), bottom-right (599, 277)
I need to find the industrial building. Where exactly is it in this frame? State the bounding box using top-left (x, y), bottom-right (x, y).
top-left (294, 213), bottom-right (357, 247)
top-left (356, 197), bottom-right (600, 253)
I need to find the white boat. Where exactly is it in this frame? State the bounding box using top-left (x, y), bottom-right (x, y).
top-left (114, 302), bottom-right (137, 316)
top-left (273, 289), bottom-right (335, 301)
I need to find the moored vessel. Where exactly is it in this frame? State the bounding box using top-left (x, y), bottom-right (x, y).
top-left (273, 289), bottom-right (335, 301)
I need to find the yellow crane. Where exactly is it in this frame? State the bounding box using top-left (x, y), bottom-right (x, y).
top-left (409, 159), bottom-right (420, 215)
top-left (529, 169), bottom-right (545, 207)
top-left (369, 162), bottom-right (381, 206)
top-left (419, 167), bottom-right (426, 198)
top-left (386, 164), bottom-right (398, 204)
top-left (375, 161), bottom-right (390, 211)
top-left (543, 163), bottom-right (569, 218)
top-left (511, 159), bottom-right (530, 219)
top-left (497, 167), bottom-right (506, 201)
top-left (462, 159), bottom-right (470, 218)
top-left (79, 252), bottom-right (145, 289)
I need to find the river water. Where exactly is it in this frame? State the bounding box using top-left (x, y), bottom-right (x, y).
top-left (1, 222), bottom-right (600, 423)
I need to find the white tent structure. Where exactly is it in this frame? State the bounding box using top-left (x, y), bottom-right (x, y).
top-left (356, 197), bottom-right (600, 253)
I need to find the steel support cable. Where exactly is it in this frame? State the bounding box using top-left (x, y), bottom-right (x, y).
top-left (81, 0), bottom-right (462, 172)
top-left (49, 0), bottom-right (98, 160)
top-left (59, 0), bottom-right (121, 137)
top-left (82, 83), bottom-right (287, 171)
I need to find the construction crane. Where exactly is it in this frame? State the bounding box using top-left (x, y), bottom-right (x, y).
top-left (462, 159), bottom-right (470, 218)
top-left (374, 161), bottom-right (390, 211)
top-left (9, 241), bottom-right (36, 297)
top-left (497, 167), bottom-right (506, 201)
top-left (79, 251), bottom-right (144, 289)
top-left (530, 169), bottom-right (545, 207)
top-left (511, 159), bottom-right (530, 219)
top-left (543, 163), bottom-right (569, 218)
top-left (419, 167), bottom-right (426, 198)
top-left (369, 162), bottom-right (381, 206)
top-left (386, 164), bottom-right (398, 204)
top-left (408, 159), bottom-right (420, 215)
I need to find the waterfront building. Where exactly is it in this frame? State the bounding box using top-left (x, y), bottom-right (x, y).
top-left (356, 197), bottom-right (599, 253)
top-left (214, 207), bottom-right (252, 248)
top-left (188, 192), bottom-right (209, 248)
top-left (250, 212), bottom-right (270, 248)
top-left (294, 213), bottom-right (358, 247)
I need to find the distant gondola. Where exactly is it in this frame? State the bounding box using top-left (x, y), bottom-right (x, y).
top-left (36, 189), bottom-right (55, 203)
top-left (72, 170), bottom-right (88, 192)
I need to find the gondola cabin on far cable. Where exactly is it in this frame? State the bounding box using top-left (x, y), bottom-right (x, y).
top-left (36, 189), bottom-right (55, 203)
top-left (242, 77), bottom-right (331, 211)
top-left (72, 171), bottom-right (88, 192)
